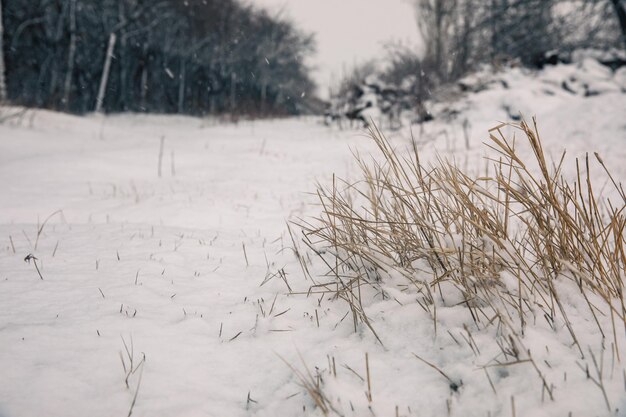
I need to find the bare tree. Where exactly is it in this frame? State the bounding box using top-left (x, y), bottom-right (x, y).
top-left (62, 0), bottom-right (77, 108)
top-left (0, 0), bottom-right (7, 102)
top-left (610, 0), bottom-right (626, 50)
top-left (416, 0), bottom-right (458, 81)
top-left (95, 32), bottom-right (116, 113)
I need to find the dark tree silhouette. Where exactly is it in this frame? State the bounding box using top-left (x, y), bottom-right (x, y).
top-left (611, 0), bottom-right (626, 50)
top-left (0, 0), bottom-right (6, 102)
top-left (2, 0), bottom-right (317, 116)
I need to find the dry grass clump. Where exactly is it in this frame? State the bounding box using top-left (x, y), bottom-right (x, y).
top-left (299, 119), bottom-right (625, 353)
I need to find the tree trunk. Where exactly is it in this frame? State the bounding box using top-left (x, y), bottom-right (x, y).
top-left (119, 34), bottom-right (128, 110)
top-left (140, 64), bottom-right (148, 110)
top-left (178, 59), bottom-right (185, 113)
top-left (95, 32), bottom-right (117, 113)
top-left (434, 0), bottom-right (443, 75)
top-left (62, 0), bottom-right (77, 109)
top-left (260, 79), bottom-right (267, 115)
top-left (490, 0), bottom-right (498, 60)
top-left (610, 0), bottom-right (626, 51)
top-left (47, 1), bottom-right (70, 102)
top-left (0, 0), bottom-right (8, 102)
top-left (117, 1), bottom-right (127, 111)
top-left (230, 72), bottom-right (236, 112)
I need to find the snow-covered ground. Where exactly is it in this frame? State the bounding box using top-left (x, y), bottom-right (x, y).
top-left (1, 62), bottom-right (625, 417)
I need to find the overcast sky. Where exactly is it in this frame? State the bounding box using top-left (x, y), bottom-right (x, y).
top-left (251, 0), bottom-right (422, 97)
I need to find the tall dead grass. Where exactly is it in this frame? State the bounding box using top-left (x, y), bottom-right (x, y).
top-left (298, 119), bottom-right (625, 356)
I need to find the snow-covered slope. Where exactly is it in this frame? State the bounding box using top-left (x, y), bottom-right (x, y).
top-left (0, 62), bottom-right (625, 417)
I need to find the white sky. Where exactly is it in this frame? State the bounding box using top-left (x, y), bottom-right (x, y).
top-left (250, 0), bottom-right (422, 97)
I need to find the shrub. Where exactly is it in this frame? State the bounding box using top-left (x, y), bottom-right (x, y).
top-left (299, 120), bottom-right (625, 354)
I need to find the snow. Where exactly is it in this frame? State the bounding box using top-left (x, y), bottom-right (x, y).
top-left (1, 62), bottom-right (626, 417)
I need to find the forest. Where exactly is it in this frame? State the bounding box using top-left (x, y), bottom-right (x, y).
top-left (0, 0), bottom-right (317, 116)
top-left (1, 0), bottom-right (625, 119)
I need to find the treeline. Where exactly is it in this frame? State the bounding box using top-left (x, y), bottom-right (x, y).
top-left (2, 0), bottom-right (317, 115)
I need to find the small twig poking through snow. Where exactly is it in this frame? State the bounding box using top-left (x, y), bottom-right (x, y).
top-left (365, 353), bottom-right (372, 403)
top-left (594, 152), bottom-right (626, 204)
top-left (412, 353), bottom-right (462, 393)
top-left (34, 209), bottom-right (63, 251)
top-left (120, 336), bottom-right (146, 417)
top-left (511, 396), bottom-right (516, 417)
top-left (229, 331), bottom-right (242, 342)
top-left (278, 352), bottom-right (343, 417)
top-left (21, 230), bottom-right (32, 248)
top-left (24, 253), bottom-right (44, 280)
top-left (587, 347), bottom-right (612, 411)
top-left (119, 336), bottom-right (146, 390)
top-left (170, 150), bottom-right (176, 177)
top-left (242, 242), bottom-right (249, 267)
top-left (246, 391), bottom-right (257, 410)
top-left (483, 368), bottom-right (497, 394)
top-left (126, 364), bottom-right (144, 417)
top-left (157, 136), bottom-right (165, 178)
top-left (462, 118), bottom-right (471, 150)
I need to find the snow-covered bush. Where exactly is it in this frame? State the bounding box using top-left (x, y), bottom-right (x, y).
top-left (324, 74), bottom-right (421, 130)
top-left (324, 57), bottom-right (434, 130)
